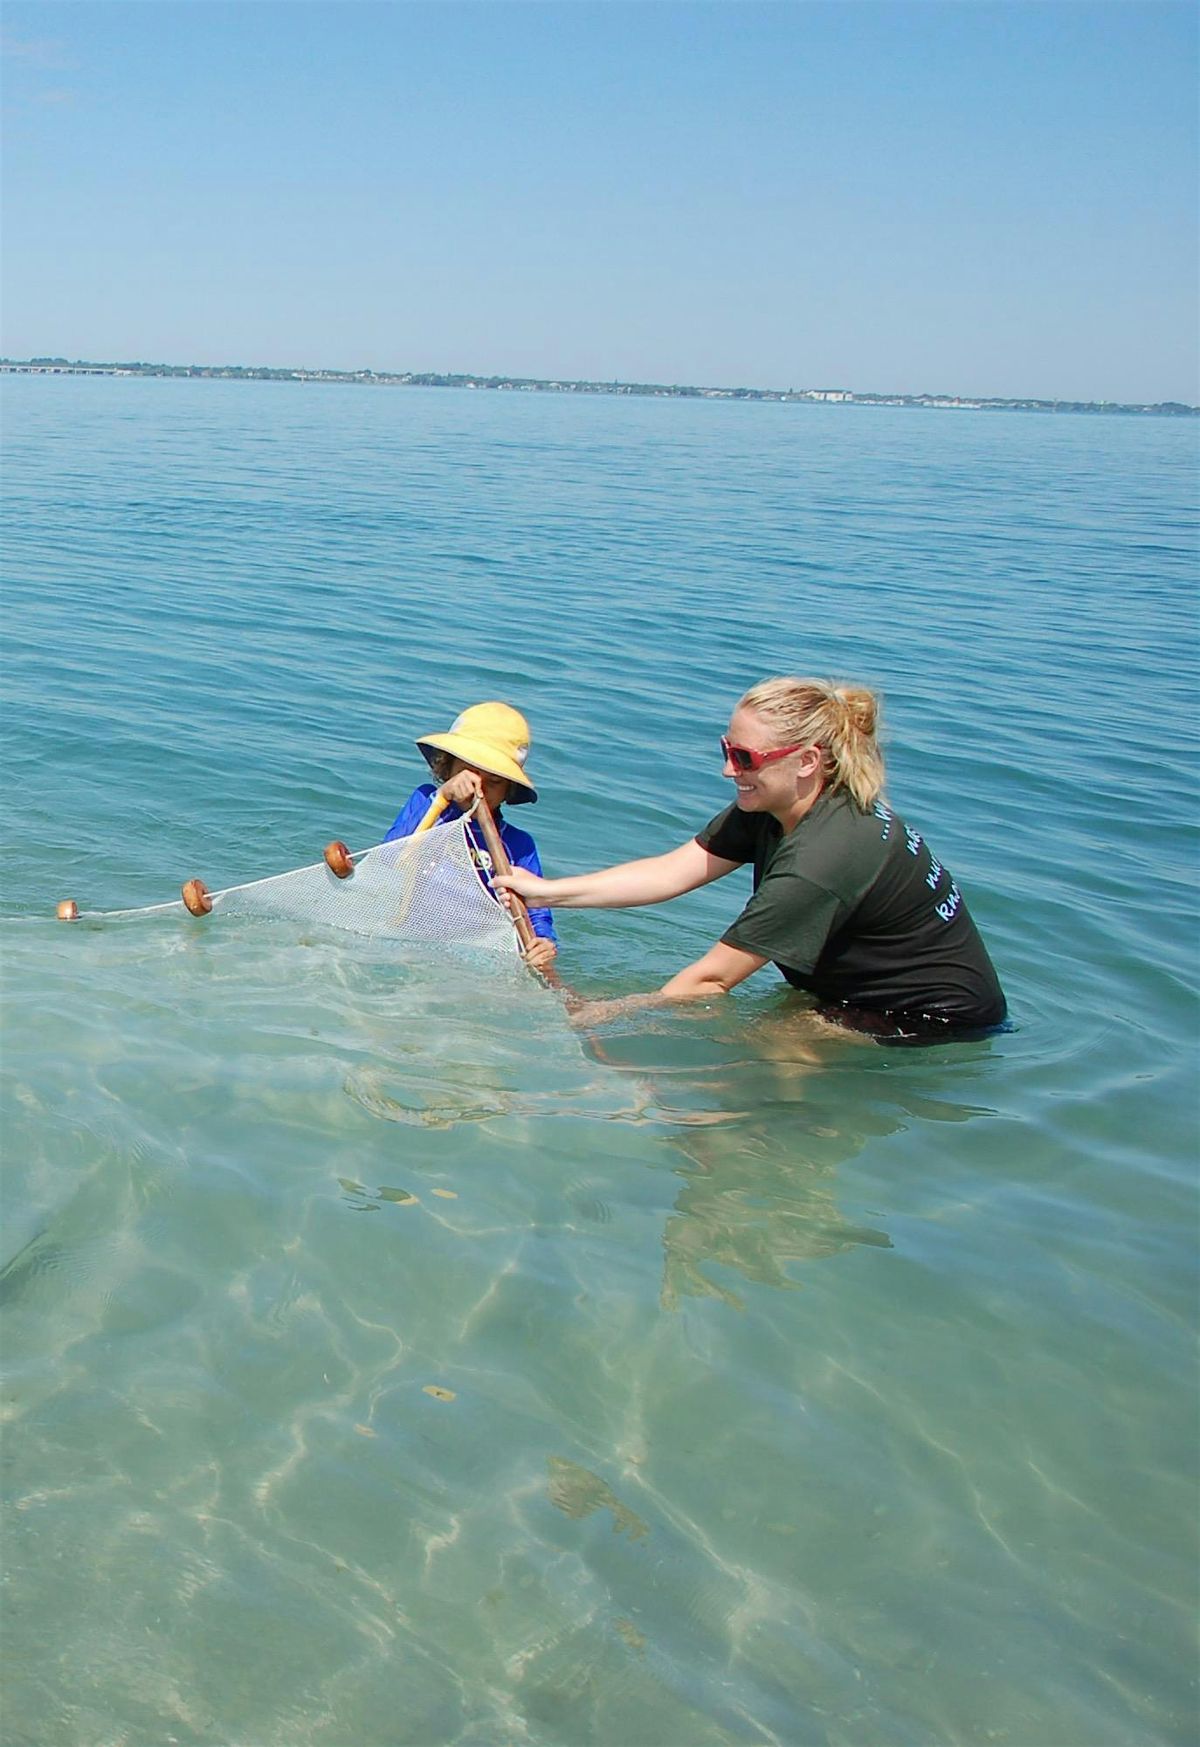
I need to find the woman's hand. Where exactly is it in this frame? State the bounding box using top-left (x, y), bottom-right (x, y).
top-left (560, 941), bottom-right (768, 1025)
top-left (439, 769), bottom-right (483, 810)
top-left (493, 867), bottom-right (554, 904)
top-left (564, 994), bottom-right (655, 1026)
top-left (521, 935), bottom-right (558, 973)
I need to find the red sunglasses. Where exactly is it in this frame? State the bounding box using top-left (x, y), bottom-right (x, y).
top-left (720, 735), bottom-right (806, 773)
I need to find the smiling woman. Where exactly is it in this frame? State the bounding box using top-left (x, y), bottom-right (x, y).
top-left (497, 677), bottom-right (1008, 1042)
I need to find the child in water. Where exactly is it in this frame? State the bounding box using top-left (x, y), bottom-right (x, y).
top-left (385, 701), bottom-right (557, 971)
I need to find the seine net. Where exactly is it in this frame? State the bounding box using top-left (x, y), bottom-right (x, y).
top-left (76, 817), bottom-right (519, 953)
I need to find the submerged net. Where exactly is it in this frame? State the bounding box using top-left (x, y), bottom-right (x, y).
top-left (75, 816), bottom-right (519, 954)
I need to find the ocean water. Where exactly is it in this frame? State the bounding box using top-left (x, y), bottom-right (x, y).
top-left (1, 375), bottom-right (1196, 1747)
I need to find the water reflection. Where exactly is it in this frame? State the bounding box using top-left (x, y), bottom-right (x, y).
top-left (659, 1123), bottom-right (893, 1310)
top-left (585, 1001), bottom-right (999, 1311)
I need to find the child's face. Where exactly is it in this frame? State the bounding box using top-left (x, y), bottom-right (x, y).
top-left (451, 758), bottom-right (511, 812)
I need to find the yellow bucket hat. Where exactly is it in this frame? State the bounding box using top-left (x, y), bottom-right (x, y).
top-left (416, 701), bottom-right (537, 805)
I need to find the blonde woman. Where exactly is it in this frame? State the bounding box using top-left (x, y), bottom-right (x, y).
top-left (497, 679), bottom-right (1005, 1041)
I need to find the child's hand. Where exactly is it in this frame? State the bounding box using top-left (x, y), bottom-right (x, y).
top-left (439, 769), bottom-right (483, 810)
top-left (522, 936), bottom-right (558, 973)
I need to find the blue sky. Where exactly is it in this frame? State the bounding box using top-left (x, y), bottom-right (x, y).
top-left (2, 1), bottom-right (1196, 401)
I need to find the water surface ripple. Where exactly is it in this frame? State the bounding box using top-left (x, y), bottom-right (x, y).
top-left (2, 378), bottom-right (1197, 1746)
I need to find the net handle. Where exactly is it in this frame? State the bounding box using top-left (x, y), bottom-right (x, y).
top-left (472, 795), bottom-right (538, 954)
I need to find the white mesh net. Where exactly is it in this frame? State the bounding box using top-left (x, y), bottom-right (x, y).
top-left (75, 817), bottom-right (519, 953)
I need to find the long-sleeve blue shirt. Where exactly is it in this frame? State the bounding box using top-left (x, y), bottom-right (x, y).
top-left (384, 783), bottom-right (556, 941)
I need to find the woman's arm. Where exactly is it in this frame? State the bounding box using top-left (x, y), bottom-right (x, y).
top-left (659, 940), bottom-right (768, 999)
top-left (565, 939), bottom-right (769, 1025)
top-left (495, 837), bottom-right (739, 910)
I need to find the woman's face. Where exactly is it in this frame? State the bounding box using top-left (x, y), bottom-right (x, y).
top-left (450, 758), bottom-right (511, 812)
top-left (722, 706), bottom-right (810, 813)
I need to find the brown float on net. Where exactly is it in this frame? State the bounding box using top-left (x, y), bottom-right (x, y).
top-left (323, 840), bottom-right (354, 879)
top-left (181, 878), bottom-right (213, 917)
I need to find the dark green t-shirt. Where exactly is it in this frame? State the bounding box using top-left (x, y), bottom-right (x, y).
top-left (697, 791), bottom-right (1006, 1023)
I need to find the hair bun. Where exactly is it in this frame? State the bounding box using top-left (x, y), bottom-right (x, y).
top-left (832, 684), bottom-right (878, 739)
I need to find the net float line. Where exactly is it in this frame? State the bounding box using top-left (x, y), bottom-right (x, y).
top-left (55, 854), bottom-right (377, 924)
top-left (52, 811), bottom-right (518, 954)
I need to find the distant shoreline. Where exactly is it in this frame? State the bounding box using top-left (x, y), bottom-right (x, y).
top-left (1, 357), bottom-right (1195, 417)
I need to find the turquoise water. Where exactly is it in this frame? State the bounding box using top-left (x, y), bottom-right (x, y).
top-left (2, 376), bottom-right (1197, 1746)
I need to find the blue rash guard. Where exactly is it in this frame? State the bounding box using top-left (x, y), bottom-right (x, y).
top-left (384, 783), bottom-right (556, 942)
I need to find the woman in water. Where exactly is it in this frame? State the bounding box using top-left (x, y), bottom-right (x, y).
top-left (496, 678), bottom-right (1005, 1041)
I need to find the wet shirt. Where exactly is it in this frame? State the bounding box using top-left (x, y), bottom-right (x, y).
top-left (697, 791), bottom-right (1005, 1023)
top-left (385, 784), bottom-right (556, 941)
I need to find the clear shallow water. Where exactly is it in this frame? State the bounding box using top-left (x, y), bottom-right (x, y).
top-left (1, 377), bottom-right (1197, 1745)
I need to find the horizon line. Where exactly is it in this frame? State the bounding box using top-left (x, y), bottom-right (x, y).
top-left (1, 356), bottom-right (1196, 415)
